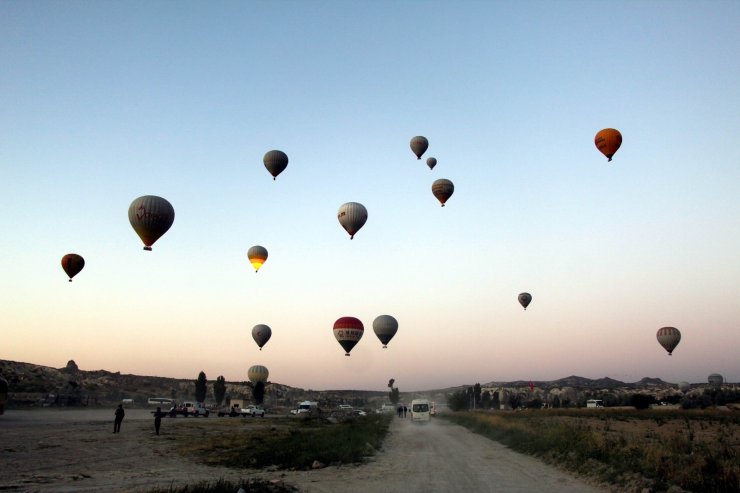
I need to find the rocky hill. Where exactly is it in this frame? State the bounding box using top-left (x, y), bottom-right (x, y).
top-left (0, 359), bottom-right (295, 407)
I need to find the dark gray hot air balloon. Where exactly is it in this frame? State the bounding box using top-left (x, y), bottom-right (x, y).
top-left (426, 157), bottom-right (437, 170)
top-left (518, 292), bottom-right (532, 310)
top-left (252, 324), bottom-right (272, 351)
top-left (61, 253), bottom-right (85, 282)
top-left (337, 202), bottom-right (368, 239)
top-left (333, 316), bottom-right (364, 356)
top-left (432, 179), bottom-right (454, 207)
top-left (656, 326), bottom-right (681, 355)
top-left (410, 136), bottom-right (429, 160)
top-left (128, 195), bottom-right (175, 251)
top-left (372, 315), bottom-right (398, 348)
top-left (263, 150), bottom-right (288, 180)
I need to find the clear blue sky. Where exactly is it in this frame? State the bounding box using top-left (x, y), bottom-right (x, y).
top-left (2, 1), bottom-right (739, 391)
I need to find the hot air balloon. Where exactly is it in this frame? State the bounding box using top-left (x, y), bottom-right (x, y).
top-left (518, 292), bottom-right (532, 310)
top-left (333, 316), bottom-right (364, 356)
top-left (677, 381), bottom-right (690, 393)
top-left (410, 136), bottom-right (429, 160)
top-left (426, 157), bottom-right (437, 170)
top-left (656, 326), bottom-right (681, 355)
top-left (372, 315), bottom-right (398, 348)
top-left (708, 373), bottom-right (724, 388)
top-left (248, 365), bottom-right (269, 384)
top-left (263, 150), bottom-right (288, 180)
top-left (61, 253), bottom-right (85, 282)
top-left (337, 202), bottom-right (368, 239)
top-left (247, 245), bottom-right (268, 272)
top-left (128, 195), bottom-right (175, 251)
top-left (252, 324), bottom-right (272, 351)
top-left (432, 179), bottom-right (454, 207)
top-left (594, 128), bottom-right (622, 162)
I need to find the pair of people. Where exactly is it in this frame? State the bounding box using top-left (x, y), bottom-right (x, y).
top-left (114, 404), bottom-right (168, 435)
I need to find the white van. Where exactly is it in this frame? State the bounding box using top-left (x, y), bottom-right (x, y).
top-left (410, 399), bottom-right (431, 422)
top-left (293, 401), bottom-right (319, 415)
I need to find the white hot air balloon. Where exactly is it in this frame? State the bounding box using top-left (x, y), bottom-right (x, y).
top-left (337, 202), bottom-right (368, 239)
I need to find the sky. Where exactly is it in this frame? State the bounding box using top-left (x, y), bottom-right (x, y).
top-left (2, 1), bottom-right (739, 392)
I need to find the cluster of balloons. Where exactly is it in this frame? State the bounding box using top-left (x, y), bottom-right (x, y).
top-left (331, 315), bottom-right (399, 356)
top-left (64, 131), bottom-right (682, 367)
top-left (410, 136), bottom-right (456, 207)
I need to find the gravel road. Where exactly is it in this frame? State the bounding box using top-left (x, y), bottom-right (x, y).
top-left (0, 409), bottom-right (609, 492)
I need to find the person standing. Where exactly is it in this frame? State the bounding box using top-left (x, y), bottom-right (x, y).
top-left (403, 405), bottom-right (407, 418)
top-left (113, 403), bottom-right (125, 433)
top-left (153, 406), bottom-right (166, 435)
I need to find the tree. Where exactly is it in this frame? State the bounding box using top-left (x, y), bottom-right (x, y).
top-left (252, 381), bottom-right (265, 405)
top-left (473, 383), bottom-right (482, 408)
top-left (213, 376), bottom-right (226, 406)
top-left (492, 391), bottom-right (500, 410)
top-left (447, 389), bottom-right (470, 411)
top-left (481, 390), bottom-right (491, 409)
top-left (194, 371), bottom-right (207, 403)
top-left (630, 393), bottom-right (656, 410)
top-left (388, 378), bottom-right (400, 405)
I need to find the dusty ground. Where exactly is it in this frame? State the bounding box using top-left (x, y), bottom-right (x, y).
top-left (0, 408), bottom-right (608, 492)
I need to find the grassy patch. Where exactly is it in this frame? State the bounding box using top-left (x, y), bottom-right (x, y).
top-left (176, 414), bottom-right (391, 470)
top-left (147, 477), bottom-right (296, 493)
top-left (443, 409), bottom-right (739, 493)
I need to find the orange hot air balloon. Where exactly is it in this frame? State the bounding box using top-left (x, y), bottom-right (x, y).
top-left (594, 128), bottom-right (622, 162)
top-left (61, 253), bottom-right (85, 282)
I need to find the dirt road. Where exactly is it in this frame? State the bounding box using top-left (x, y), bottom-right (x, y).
top-left (271, 416), bottom-right (608, 493)
top-left (0, 409), bottom-right (609, 492)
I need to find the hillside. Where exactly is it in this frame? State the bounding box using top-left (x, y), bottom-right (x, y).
top-left (0, 359), bottom-right (293, 407)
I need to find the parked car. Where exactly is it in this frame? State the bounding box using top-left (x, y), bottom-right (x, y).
top-left (242, 405), bottom-right (265, 417)
top-left (217, 404), bottom-right (243, 417)
top-left (168, 401), bottom-right (209, 417)
top-left (184, 401), bottom-right (210, 417)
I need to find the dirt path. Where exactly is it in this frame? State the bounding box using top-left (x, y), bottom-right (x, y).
top-left (263, 417), bottom-right (608, 493)
top-left (0, 409), bottom-right (609, 492)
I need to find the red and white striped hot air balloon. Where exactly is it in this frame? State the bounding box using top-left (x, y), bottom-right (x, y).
top-left (656, 327), bottom-right (681, 355)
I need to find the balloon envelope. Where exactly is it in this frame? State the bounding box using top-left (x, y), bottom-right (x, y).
top-left (656, 326), bottom-right (681, 355)
top-left (410, 136), bottom-right (429, 160)
top-left (337, 202), bottom-right (368, 239)
top-left (248, 365), bottom-right (269, 384)
top-left (426, 157), bottom-right (437, 170)
top-left (251, 324), bottom-right (272, 350)
top-left (594, 128), bottom-right (622, 162)
top-left (247, 245), bottom-right (268, 272)
top-left (432, 179), bottom-right (454, 206)
top-left (333, 316), bottom-right (364, 355)
top-left (518, 292), bottom-right (532, 310)
top-left (128, 195), bottom-right (175, 251)
top-left (61, 253), bottom-right (85, 282)
top-left (372, 315), bottom-right (398, 348)
top-left (263, 150), bottom-right (289, 180)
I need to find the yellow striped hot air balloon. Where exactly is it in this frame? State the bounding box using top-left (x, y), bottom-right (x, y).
top-left (247, 245), bottom-right (268, 272)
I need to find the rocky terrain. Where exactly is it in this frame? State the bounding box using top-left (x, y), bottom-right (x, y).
top-left (0, 358), bottom-right (729, 411)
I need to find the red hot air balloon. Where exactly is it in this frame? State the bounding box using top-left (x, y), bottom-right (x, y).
top-left (61, 254), bottom-right (85, 282)
top-left (333, 317), bottom-right (364, 356)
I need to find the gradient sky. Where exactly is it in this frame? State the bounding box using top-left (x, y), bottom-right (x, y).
top-left (2, 1), bottom-right (739, 391)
